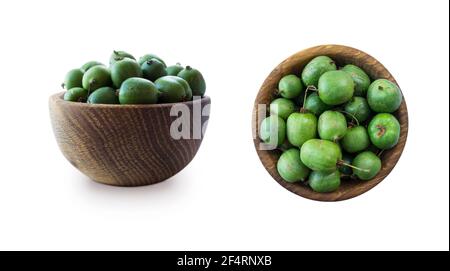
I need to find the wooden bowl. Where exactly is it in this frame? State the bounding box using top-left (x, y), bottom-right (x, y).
top-left (50, 93), bottom-right (211, 186)
top-left (252, 44), bottom-right (408, 201)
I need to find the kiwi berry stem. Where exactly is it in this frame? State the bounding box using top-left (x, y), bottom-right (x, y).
top-left (302, 85), bottom-right (317, 109)
top-left (339, 110), bottom-right (359, 126)
top-left (338, 161), bottom-right (370, 172)
top-left (376, 124), bottom-right (386, 137)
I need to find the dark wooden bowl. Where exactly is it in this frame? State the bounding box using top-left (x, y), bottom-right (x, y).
top-left (50, 93), bottom-right (210, 186)
top-left (252, 44), bottom-right (408, 201)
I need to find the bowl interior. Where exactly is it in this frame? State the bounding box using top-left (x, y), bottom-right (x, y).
top-left (253, 44), bottom-right (408, 201)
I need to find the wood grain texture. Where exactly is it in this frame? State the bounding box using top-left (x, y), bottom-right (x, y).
top-left (50, 93), bottom-right (210, 186)
top-left (252, 44), bottom-right (408, 201)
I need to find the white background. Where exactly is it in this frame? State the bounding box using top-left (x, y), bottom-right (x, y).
top-left (0, 0), bottom-right (448, 251)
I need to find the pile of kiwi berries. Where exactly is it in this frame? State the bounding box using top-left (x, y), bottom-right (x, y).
top-left (62, 50), bottom-right (206, 104)
top-left (260, 56), bottom-right (402, 193)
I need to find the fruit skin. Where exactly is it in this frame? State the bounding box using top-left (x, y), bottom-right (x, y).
top-left (368, 113), bottom-right (401, 149)
top-left (318, 110), bottom-right (347, 141)
top-left (259, 115), bottom-right (286, 147)
top-left (141, 59), bottom-right (167, 82)
top-left (338, 153), bottom-right (353, 175)
top-left (367, 79), bottom-right (402, 113)
top-left (304, 92), bottom-right (332, 115)
top-left (166, 63), bottom-right (184, 76)
top-left (63, 69), bottom-right (84, 90)
top-left (118, 77), bottom-right (158, 104)
top-left (352, 151), bottom-right (381, 180)
top-left (82, 65), bottom-right (112, 91)
top-left (111, 58), bottom-right (142, 88)
top-left (309, 170), bottom-right (341, 193)
top-left (300, 139), bottom-right (342, 173)
top-left (344, 97), bottom-right (371, 123)
top-left (341, 64), bottom-right (371, 96)
top-left (177, 66), bottom-right (206, 97)
top-left (270, 98), bottom-right (296, 120)
top-left (286, 112), bottom-right (317, 147)
top-left (301, 56), bottom-right (337, 87)
top-left (277, 148), bottom-right (310, 183)
top-left (278, 74), bottom-right (303, 99)
top-left (318, 70), bottom-right (354, 105)
top-left (170, 76), bottom-right (192, 101)
top-left (154, 76), bottom-right (187, 103)
top-left (341, 126), bottom-right (370, 153)
top-left (138, 54), bottom-right (166, 67)
top-left (87, 87), bottom-right (119, 104)
top-left (110, 50), bottom-right (135, 65)
top-left (64, 87), bottom-right (88, 102)
top-left (80, 61), bottom-right (104, 72)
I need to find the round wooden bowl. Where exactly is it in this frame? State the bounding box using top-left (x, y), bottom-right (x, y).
top-left (252, 44), bottom-right (408, 201)
top-left (49, 93), bottom-right (211, 186)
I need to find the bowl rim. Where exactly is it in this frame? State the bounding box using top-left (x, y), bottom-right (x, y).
top-left (50, 92), bottom-right (210, 108)
top-left (252, 44), bottom-right (409, 202)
